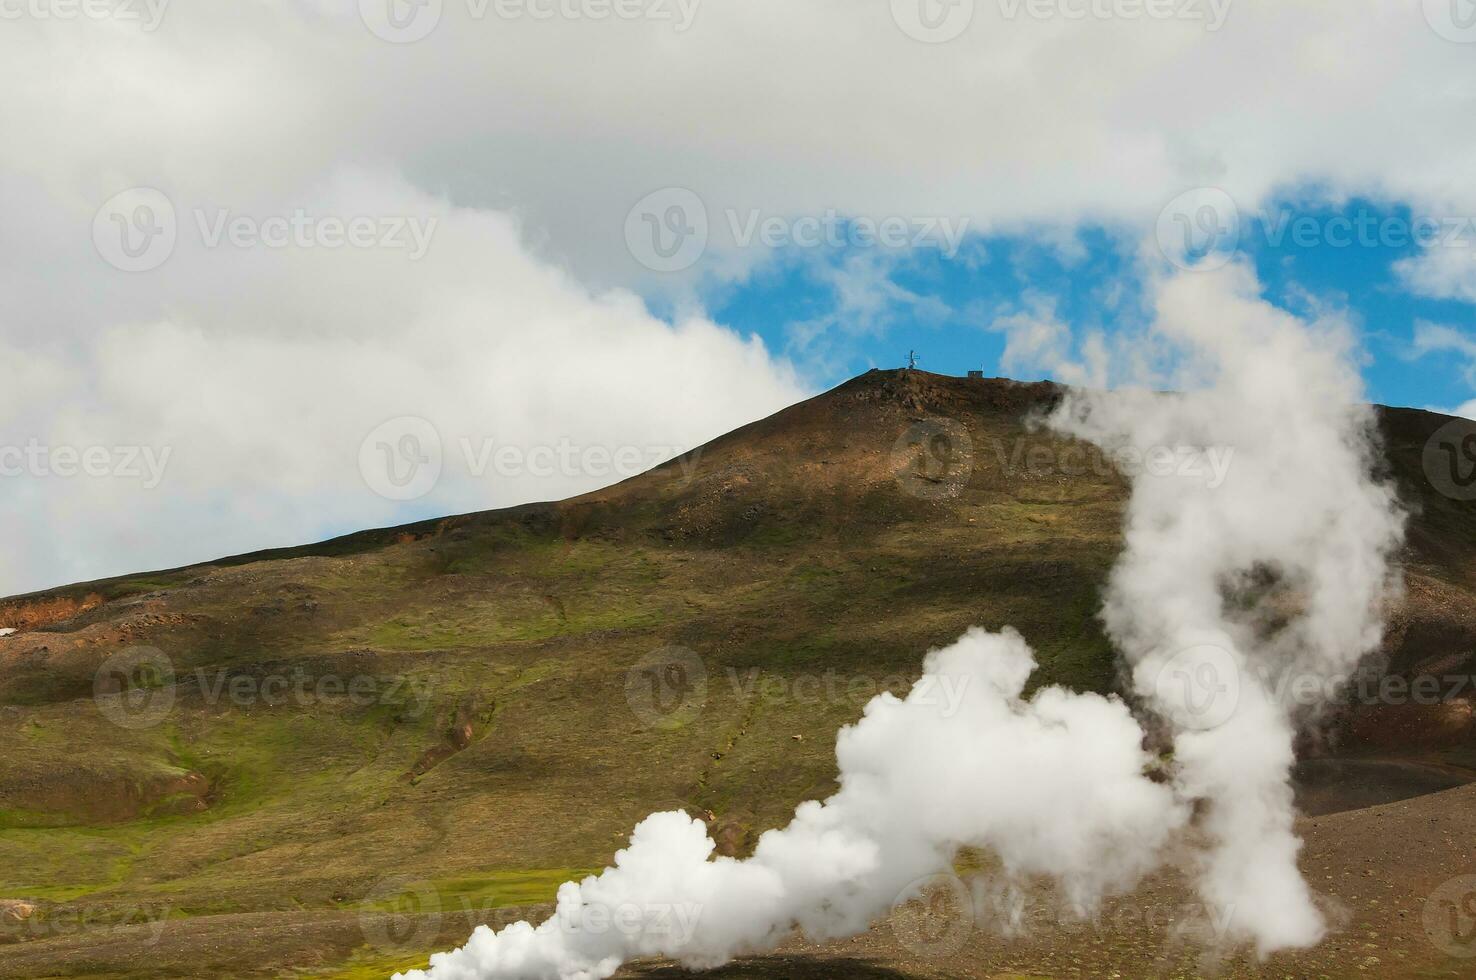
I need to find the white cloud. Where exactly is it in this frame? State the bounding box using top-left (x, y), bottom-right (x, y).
top-left (0, 170), bottom-right (804, 595)
top-left (987, 294), bottom-right (1075, 382)
top-left (1407, 321), bottom-right (1476, 415)
top-left (780, 250), bottom-right (955, 376)
top-left (1396, 244), bottom-right (1476, 305)
top-left (5, 2), bottom-right (1476, 592)
top-left (1411, 321), bottom-right (1476, 381)
top-left (6, 4), bottom-right (1476, 287)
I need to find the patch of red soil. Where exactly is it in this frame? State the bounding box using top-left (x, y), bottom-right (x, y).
top-left (0, 594), bottom-right (104, 633)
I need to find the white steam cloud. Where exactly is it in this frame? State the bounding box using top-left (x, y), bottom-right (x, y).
top-left (397, 628), bottom-right (1184, 979)
top-left (1047, 261), bottom-right (1406, 951)
top-left (398, 262), bottom-right (1405, 978)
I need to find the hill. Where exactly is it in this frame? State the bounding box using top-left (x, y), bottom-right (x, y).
top-left (1, 369), bottom-right (1474, 978)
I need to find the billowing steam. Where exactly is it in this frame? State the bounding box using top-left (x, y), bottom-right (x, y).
top-left (1047, 262), bottom-right (1406, 951)
top-left (396, 628), bottom-right (1185, 979)
top-left (396, 262), bottom-right (1404, 979)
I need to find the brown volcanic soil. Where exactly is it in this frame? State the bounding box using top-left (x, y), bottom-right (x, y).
top-left (624, 779), bottom-right (1476, 979)
top-left (0, 370), bottom-right (1473, 978)
top-left (0, 783), bottom-right (1471, 978)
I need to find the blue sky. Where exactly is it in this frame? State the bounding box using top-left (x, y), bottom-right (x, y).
top-left (702, 198), bottom-right (1475, 415)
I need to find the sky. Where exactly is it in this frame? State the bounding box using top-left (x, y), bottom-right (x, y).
top-left (2, 0), bottom-right (1476, 596)
top-left (710, 200), bottom-right (1476, 415)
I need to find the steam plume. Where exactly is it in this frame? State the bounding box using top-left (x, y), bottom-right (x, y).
top-left (398, 262), bottom-right (1404, 978)
top-left (1046, 261), bottom-right (1406, 951)
top-left (396, 628), bottom-right (1183, 978)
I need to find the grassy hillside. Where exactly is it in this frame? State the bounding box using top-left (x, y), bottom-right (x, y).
top-left (0, 370), bottom-right (1473, 978)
